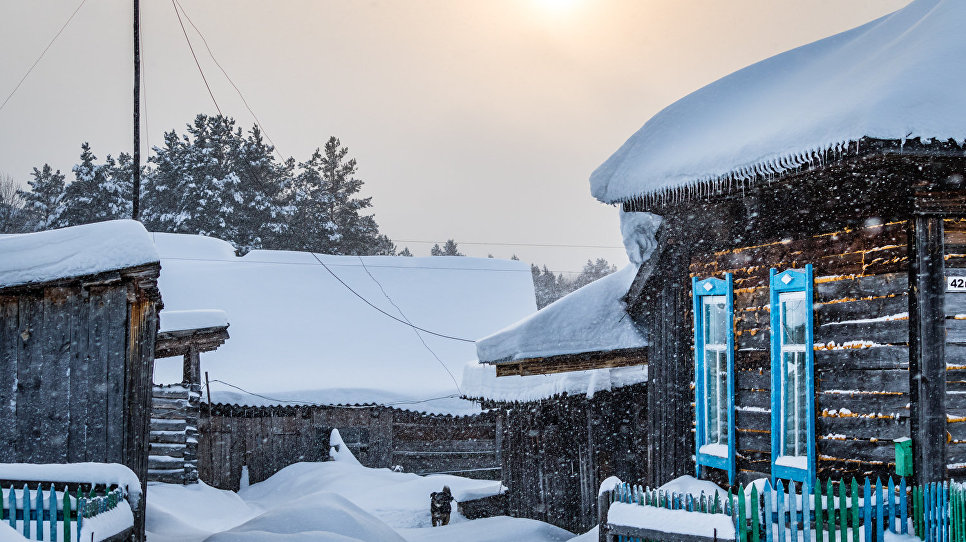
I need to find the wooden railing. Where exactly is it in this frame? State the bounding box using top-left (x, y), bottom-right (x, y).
top-left (1, 483), bottom-right (130, 542)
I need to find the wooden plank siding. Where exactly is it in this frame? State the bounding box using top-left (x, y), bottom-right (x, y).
top-left (0, 265), bottom-right (161, 542)
top-left (495, 383), bottom-right (647, 534)
top-left (197, 404), bottom-right (500, 491)
top-left (689, 221), bottom-right (912, 484)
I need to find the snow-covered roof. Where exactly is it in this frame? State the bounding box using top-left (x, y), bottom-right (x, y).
top-left (153, 233), bottom-right (536, 415)
top-left (159, 309), bottom-right (229, 333)
top-left (462, 361), bottom-right (646, 403)
top-left (209, 388), bottom-right (484, 417)
top-left (476, 264), bottom-right (646, 363)
top-left (0, 220), bottom-right (159, 290)
top-left (591, 0), bottom-right (966, 204)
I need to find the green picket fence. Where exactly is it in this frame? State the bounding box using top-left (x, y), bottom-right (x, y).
top-left (0, 484), bottom-right (126, 542)
top-left (605, 478), bottom-right (966, 542)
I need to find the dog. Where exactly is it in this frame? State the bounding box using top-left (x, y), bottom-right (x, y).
top-left (430, 485), bottom-right (453, 526)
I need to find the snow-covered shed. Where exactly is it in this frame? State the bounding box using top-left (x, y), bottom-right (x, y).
top-left (151, 232), bottom-right (537, 489)
top-left (462, 219), bottom-right (659, 532)
top-left (592, 0), bottom-right (966, 488)
top-left (0, 220), bottom-right (162, 538)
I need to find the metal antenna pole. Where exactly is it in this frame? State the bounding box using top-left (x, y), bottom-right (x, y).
top-left (132, 0), bottom-right (141, 220)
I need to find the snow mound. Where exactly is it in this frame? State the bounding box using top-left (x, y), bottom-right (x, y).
top-left (591, 0), bottom-right (966, 204)
top-left (0, 220), bottom-right (158, 289)
top-left (659, 475), bottom-right (729, 501)
top-left (396, 516), bottom-right (573, 542)
top-left (0, 523), bottom-right (27, 542)
top-left (329, 429), bottom-right (362, 466)
top-left (476, 264), bottom-right (646, 363)
top-left (150, 231), bottom-right (237, 260)
top-left (240, 461), bottom-right (505, 529)
top-left (204, 492), bottom-right (406, 542)
top-left (607, 502), bottom-right (735, 540)
top-left (159, 309), bottom-right (229, 333)
top-left (146, 481), bottom-right (259, 538)
top-left (462, 361), bottom-right (646, 403)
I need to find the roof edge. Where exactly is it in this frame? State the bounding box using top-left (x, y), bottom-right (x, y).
top-left (607, 137), bottom-right (966, 211)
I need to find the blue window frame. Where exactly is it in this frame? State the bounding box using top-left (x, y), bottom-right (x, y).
top-left (769, 265), bottom-right (816, 484)
top-left (692, 274), bottom-right (735, 486)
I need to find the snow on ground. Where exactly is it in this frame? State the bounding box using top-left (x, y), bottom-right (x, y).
top-left (659, 475), bottom-right (730, 501)
top-left (607, 502), bottom-right (735, 540)
top-left (591, 0), bottom-right (966, 204)
top-left (0, 523), bottom-right (27, 542)
top-left (147, 437), bottom-right (572, 542)
top-left (0, 220), bottom-right (158, 289)
top-left (152, 232), bottom-right (536, 414)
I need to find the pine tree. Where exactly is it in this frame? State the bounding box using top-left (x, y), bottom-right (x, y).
top-left (398, 247), bottom-right (413, 257)
top-left (17, 165), bottom-right (65, 231)
top-left (285, 136), bottom-right (391, 255)
top-left (57, 143), bottom-right (132, 227)
top-left (431, 239), bottom-right (463, 256)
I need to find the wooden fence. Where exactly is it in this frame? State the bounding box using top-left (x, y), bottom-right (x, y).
top-left (1, 484), bottom-right (129, 542)
top-left (601, 478), bottom-right (966, 542)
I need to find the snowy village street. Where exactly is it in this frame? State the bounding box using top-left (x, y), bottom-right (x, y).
top-left (143, 432), bottom-right (577, 542)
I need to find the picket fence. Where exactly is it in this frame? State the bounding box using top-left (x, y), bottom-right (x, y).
top-left (0, 484), bottom-right (126, 542)
top-left (604, 478), bottom-right (966, 542)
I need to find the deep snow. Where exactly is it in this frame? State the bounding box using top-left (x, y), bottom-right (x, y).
top-left (145, 440), bottom-right (574, 542)
top-left (591, 0), bottom-right (966, 204)
top-left (0, 220), bottom-right (158, 289)
top-left (152, 232), bottom-right (536, 414)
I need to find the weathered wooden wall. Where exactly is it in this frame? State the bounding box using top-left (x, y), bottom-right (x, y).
top-left (496, 383), bottom-right (647, 534)
top-left (0, 267), bottom-right (160, 541)
top-left (198, 404), bottom-right (499, 491)
top-left (689, 220), bottom-right (911, 484)
top-left (148, 384), bottom-right (201, 484)
top-left (944, 219), bottom-right (966, 478)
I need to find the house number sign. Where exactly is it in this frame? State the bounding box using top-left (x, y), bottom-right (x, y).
top-left (948, 276), bottom-right (966, 292)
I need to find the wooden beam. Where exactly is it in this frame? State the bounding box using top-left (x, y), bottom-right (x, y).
top-left (909, 215), bottom-right (947, 484)
top-left (155, 326), bottom-right (229, 358)
top-left (494, 348), bottom-right (647, 377)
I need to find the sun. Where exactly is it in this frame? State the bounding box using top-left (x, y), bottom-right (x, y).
top-left (533, 0), bottom-right (583, 16)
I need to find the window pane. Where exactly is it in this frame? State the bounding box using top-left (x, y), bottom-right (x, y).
top-left (782, 351), bottom-right (808, 457)
top-left (781, 296), bottom-right (807, 345)
top-left (795, 351), bottom-right (808, 456)
top-left (704, 297), bottom-right (727, 346)
top-left (717, 351), bottom-right (728, 447)
top-left (783, 352), bottom-right (796, 456)
top-left (705, 352), bottom-right (718, 444)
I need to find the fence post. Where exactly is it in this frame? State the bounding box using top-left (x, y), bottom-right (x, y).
top-left (23, 485), bottom-right (30, 539)
top-left (864, 478), bottom-right (872, 542)
top-left (851, 479), bottom-right (859, 542)
top-left (598, 489), bottom-right (610, 542)
top-left (765, 480), bottom-right (774, 542)
top-left (790, 482), bottom-right (799, 542)
top-left (803, 482), bottom-right (812, 542)
top-left (817, 480), bottom-right (825, 542)
top-left (840, 480), bottom-right (847, 542)
top-left (752, 484), bottom-right (761, 542)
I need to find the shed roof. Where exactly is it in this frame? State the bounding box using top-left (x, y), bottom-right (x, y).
top-left (591, 0), bottom-right (966, 205)
top-left (476, 264), bottom-right (646, 364)
top-left (153, 233), bottom-right (536, 415)
top-left (0, 220), bottom-right (159, 290)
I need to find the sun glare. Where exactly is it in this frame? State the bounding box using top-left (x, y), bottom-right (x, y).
top-left (533, 0), bottom-right (583, 17)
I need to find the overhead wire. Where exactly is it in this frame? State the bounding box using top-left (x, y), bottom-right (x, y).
top-left (309, 252), bottom-right (475, 343)
top-left (356, 255), bottom-right (462, 395)
top-left (171, 0), bottom-right (222, 116)
top-left (173, 0), bottom-right (284, 161)
top-left (0, 0), bottom-right (88, 115)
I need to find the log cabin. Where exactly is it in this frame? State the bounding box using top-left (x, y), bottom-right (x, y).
top-left (582, 0), bottom-right (966, 489)
top-left (0, 220), bottom-right (162, 540)
top-left (466, 258), bottom-right (652, 533)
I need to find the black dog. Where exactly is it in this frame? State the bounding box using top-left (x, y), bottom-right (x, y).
top-left (430, 486), bottom-right (453, 526)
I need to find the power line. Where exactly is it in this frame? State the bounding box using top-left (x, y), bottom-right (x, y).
top-left (309, 252), bottom-right (475, 343)
top-left (208, 379), bottom-right (462, 409)
top-left (174, 0), bottom-right (284, 161)
top-left (357, 256), bottom-right (462, 395)
top-left (171, 0), bottom-right (222, 116)
top-left (0, 0), bottom-right (87, 115)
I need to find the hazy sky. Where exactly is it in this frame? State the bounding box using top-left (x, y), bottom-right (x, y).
top-left (0, 0), bottom-right (908, 273)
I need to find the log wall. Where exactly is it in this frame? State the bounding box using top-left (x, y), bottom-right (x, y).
top-left (496, 383), bottom-right (648, 534)
top-left (689, 220), bottom-right (911, 484)
top-left (944, 219), bottom-right (966, 477)
top-left (198, 404), bottom-right (499, 491)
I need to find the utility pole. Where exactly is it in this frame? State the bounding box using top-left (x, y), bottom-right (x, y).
top-left (132, 0), bottom-right (141, 220)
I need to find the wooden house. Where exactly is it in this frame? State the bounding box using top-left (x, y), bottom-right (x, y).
top-left (0, 220), bottom-right (162, 539)
top-left (575, 0), bottom-right (966, 488)
top-left (467, 263), bottom-right (651, 533)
